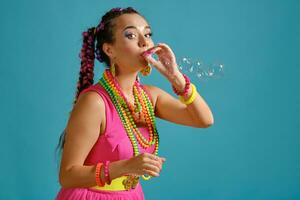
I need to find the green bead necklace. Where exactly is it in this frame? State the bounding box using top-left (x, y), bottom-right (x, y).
top-left (98, 69), bottom-right (160, 180)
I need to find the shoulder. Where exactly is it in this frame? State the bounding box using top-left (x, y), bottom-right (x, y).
top-left (64, 90), bottom-right (105, 145)
top-left (142, 84), bottom-right (167, 106)
top-left (72, 90), bottom-right (105, 114)
top-left (142, 84), bottom-right (159, 98)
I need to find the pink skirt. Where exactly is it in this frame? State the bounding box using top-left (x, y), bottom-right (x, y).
top-left (55, 183), bottom-right (145, 200)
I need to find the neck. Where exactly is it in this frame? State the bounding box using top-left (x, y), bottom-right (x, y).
top-left (114, 66), bottom-right (139, 97)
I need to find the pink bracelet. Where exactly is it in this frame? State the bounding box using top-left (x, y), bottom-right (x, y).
top-left (104, 161), bottom-right (111, 185)
top-left (172, 73), bottom-right (191, 97)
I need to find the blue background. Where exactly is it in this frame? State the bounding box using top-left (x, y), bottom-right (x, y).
top-left (1, 0), bottom-right (299, 199)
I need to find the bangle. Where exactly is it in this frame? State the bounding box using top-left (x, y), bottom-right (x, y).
top-left (179, 83), bottom-right (197, 105)
top-left (172, 73), bottom-right (191, 97)
top-left (95, 162), bottom-right (104, 186)
top-left (104, 161), bottom-right (111, 185)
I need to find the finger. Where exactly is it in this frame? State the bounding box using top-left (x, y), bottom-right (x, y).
top-left (148, 46), bottom-right (162, 54)
top-left (147, 153), bottom-right (160, 161)
top-left (143, 153), bottom-right (161, 163)
top-left (156, 43), bottom-right (172, 51)
top-left (160, 157), bottom-right (166, 162)
top-left (156, 43), bottom-right (175, 56)
top-left (157, 157), bottom-right (165, 167)
top-left (142, 46), bottom-right (162, 56)
top-left (144, 157), bottom-right (162, 171)
top-left (143, 163), bottom-right (161, 173)
top-left (151, 154), bottom-right (165, 165)
top-left (143, 53), bottom-right (159, 65)
top-left (142, 46), bottom-right (165, 60)
top-left (143, 169), bottom-right (159, 177)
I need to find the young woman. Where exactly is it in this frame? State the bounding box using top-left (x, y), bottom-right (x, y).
top-left (55, 7), bottom-right (214, 200)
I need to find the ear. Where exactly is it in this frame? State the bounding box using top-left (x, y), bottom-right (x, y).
top-left (102, 43), bottom-right (115, 59)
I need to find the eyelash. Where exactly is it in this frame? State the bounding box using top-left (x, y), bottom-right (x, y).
top-left (146, 33), bottom-right (153, 37)
top-left (126, 32), bottom-right (153, 39)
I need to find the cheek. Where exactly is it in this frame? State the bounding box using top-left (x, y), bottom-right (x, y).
top-left (121, 42), bottom-right (137, 55)
top-left (118, 39), bottom-right (138, 54)
top-left (123, 46), bottom-right (135, 54)
top-left (119, 46), bottom-right (139, 63)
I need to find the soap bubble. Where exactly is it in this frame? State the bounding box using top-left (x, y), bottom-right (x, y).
top-left (177, 57), bottom-right (224, 82)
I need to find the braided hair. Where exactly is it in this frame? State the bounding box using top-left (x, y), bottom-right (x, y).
top-left (75, 7), bottom-right (140, 105)
top-left (55, 7), bottom-right (141, 163)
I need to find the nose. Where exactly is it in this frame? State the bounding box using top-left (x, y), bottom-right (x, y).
top-left (138, 34), bottom-right (149, 48)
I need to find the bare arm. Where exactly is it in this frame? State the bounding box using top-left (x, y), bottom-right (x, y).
top-left (168, 72), bottom-right (214, 127)
top-left (142, 43), bottom-right (214, 128)
top-left (58, 91), bottom-right (130, 188)
top-left (144, 73), bottom-right (214, 128)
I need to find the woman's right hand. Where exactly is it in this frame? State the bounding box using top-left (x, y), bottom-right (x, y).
top-left (124, 153), bottom-right (166, 177)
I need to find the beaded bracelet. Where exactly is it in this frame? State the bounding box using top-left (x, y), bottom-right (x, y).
top-left (172, 73), bottom-right (191, 97)
top-left (104, 161), bottom-right (112, 185)
top-left (95, 162), bottom-right (104, 186)
top-left (179, 83), bottom-right (197, 105)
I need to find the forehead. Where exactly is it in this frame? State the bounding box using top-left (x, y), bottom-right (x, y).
top-left (114, 13), bottom-right (149, 31)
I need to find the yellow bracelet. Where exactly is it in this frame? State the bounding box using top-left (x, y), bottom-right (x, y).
top-left (179, 83), bottom-right (197, 105)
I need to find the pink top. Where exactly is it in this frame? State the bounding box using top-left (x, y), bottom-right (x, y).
top-left (78, 82), bottom-right (156, 166)
top-left (56, 82), bottom-right (156, 199)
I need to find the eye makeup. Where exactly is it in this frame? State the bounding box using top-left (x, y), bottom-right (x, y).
top-left (124, 32), bottom-right (136, 39)
top-left (124, 31), bottom-right (153, 39)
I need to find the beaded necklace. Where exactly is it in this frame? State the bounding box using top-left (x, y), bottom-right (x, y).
top-left (126, 86), bottom-right (142, 123)
top-left (98, 69), bottom-right (159, 180)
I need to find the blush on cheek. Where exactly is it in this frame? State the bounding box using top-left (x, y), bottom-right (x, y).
top-left (123, 46), bottom-right (136, 55)
top-left (121, 48), bottom-right (140, 64)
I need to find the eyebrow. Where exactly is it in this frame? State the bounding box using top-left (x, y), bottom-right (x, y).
top-left (123, 25), bottom-right (151, 32)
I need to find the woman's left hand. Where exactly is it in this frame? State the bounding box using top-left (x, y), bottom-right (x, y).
top-left (142, 43), bottom-right (181, 81)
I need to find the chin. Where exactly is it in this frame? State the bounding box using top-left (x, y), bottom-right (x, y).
top-left (129, 62), bottom-right (145, 71)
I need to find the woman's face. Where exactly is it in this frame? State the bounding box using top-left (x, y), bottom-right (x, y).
top-left (106, 13), bottom-right (155, 71)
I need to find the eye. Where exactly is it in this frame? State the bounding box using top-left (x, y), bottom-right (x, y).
top-left (145, 32), bottom-right (153, 38)
top-left (125, 33), bottom-right (136, 39)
